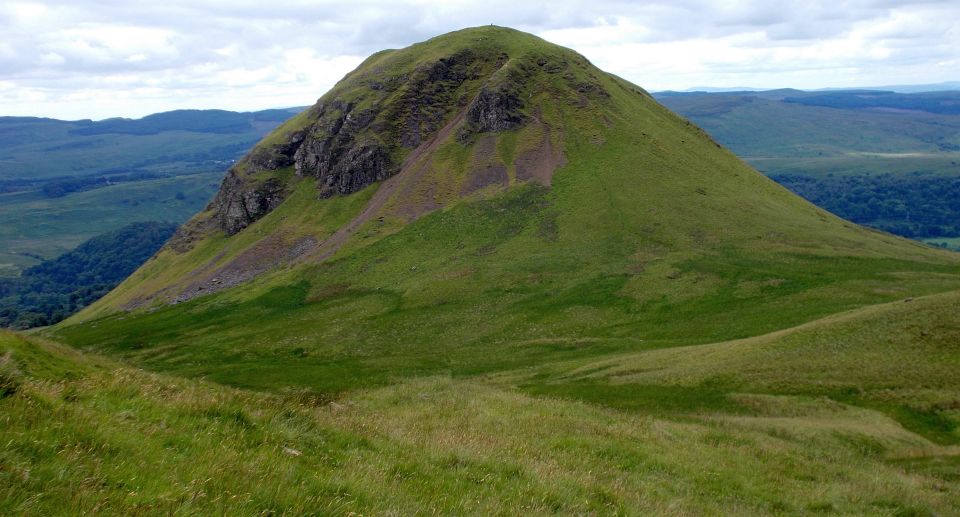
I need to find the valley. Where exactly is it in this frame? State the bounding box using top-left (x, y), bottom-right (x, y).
top-left (0, 109), bottom-right (301, 275)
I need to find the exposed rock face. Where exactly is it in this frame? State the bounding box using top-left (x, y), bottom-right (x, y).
top-left (466, 87), bottom-right (525, 132)
top-left (208, 46), bottom-right (534, 236)
top-left (291, 51), bottom-right (485, 199)
top-left (293, 101), bottom-right (392, 198)
top-left (394, 50), bottom-right (478, 148)
top-left (245, 131), bottom-right (306, 171)
top-left (213, 170), bottom-right (286, 235)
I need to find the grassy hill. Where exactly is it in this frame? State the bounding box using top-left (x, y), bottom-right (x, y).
top-left (0, 109), bottom-right (301, 276)
top-left (5, 26), bottom-right (959, 513)
top-left (53, 27), bottom-right (959, 394)
top-left (5, 290), bottom-right (960, 514)
top-left (655, 90), bottom-right (960, 245)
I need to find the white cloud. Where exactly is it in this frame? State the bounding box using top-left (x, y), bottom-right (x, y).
top-left (0, 0), bottom-right (957, 119)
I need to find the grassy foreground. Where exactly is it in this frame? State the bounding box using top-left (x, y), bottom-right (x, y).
top-left (5, 291), bottom-right (960, 515)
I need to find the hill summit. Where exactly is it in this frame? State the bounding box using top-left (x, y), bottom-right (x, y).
top-left (209, 26), bottom-right (577, 236)
top-left (59, 26), bottom-right (958, 393)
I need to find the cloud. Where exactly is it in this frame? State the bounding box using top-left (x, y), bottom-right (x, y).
top-left (0, 0), bottom-right (957, 119)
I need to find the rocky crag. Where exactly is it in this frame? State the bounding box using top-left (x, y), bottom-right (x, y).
top-left (206, 33), bottom-right (605, 237)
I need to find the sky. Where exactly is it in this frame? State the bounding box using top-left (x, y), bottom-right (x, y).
top-left (1, 0), bottom-right (958, 120)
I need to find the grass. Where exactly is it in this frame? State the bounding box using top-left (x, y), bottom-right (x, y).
top-left (4, 330), bottom-right (960, 515)
top-left (51, 177), bottom-right (960, 395)
top-left (514, 290), bottom-right (960, 445)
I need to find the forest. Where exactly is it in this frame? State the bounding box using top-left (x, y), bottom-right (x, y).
top-left (0, 222), bottom-right (176, 328)
top-left (774, 173), bottom-right (960, 239)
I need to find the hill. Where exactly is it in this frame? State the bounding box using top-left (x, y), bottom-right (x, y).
top-left (14, 25), bottom-right (960, 512)
top-left (0, 222), bottom-right (177, 328)
top-left (0, 108), bottom-right (301, 276)
top-left (654, 89), bottom-right (960, 245)
top-left (53, 25), bottom-right (960, 392)
top-left (0, 108), bottom-right (300, 181)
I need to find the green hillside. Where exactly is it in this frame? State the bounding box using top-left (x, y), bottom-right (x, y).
top-left (520, 289), bottom-right (960, 445)
top-left (53, 26), bottom-right (959, 391)
top-left (7, 288), bottom-right (960, 514)
top-left (655, 90), bottom-right (960, 243)
top-left (8, 26), bottom-right (960, 513)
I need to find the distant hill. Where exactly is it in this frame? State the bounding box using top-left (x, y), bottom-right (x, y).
top-left (672, 81), bottom-right (960, 94)
top-left (783, 90), bottom-right (960, 115)
top-left (0, 107), bottom-right (305, 181)
top-left (69, 108), bottom-right (298, 136)
top-left (0, 107), bottom-right (303, 276)
top-left (654, 89), bottom-right (960, 244)
top-left (653, 89), bottom-right (960, 170)
top-left (818, 81), bottom-right (960, 93)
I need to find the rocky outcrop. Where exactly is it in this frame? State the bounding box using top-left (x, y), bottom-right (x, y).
top-left (293, 101), bottom-right (393, 198)
top-left (394, 50), bottom-right (479, 148)
top-left (458, 56), bottom-right (529, 141)
top-left (292, 50), bottom-right (486, 199)
top-left (244, 131), bottom-right (306, 172)
top-left (466, 87), bottom-right (525, 132)
top-left (213, 170), bottom-right (286, 235)
top-left (208, 47), bottom-right (525, 235)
